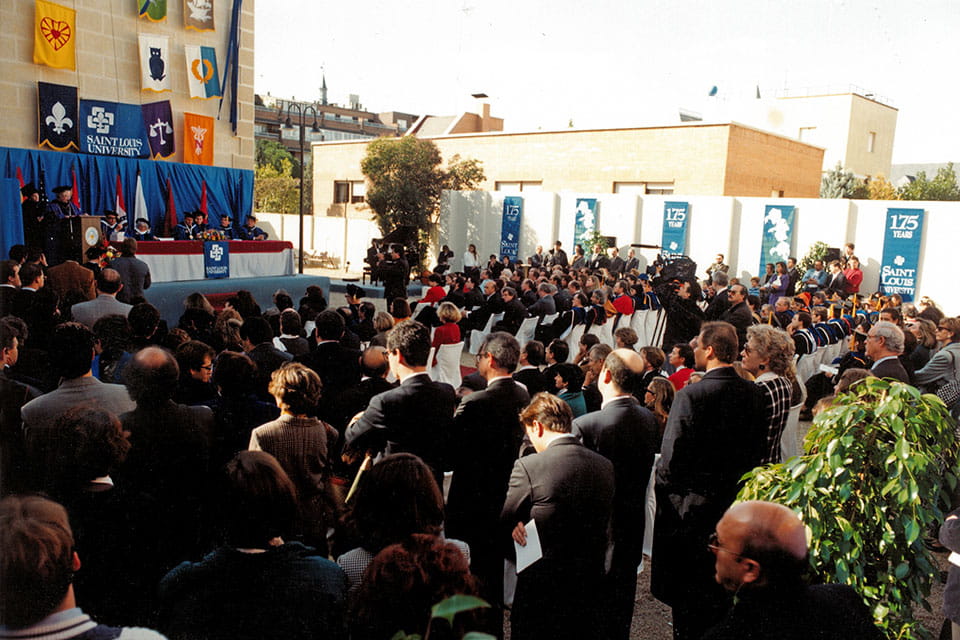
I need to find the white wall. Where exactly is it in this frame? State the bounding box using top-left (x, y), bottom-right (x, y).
top-left (256, 212), bottom-right (380, 271)
top-left (441, 191), bottom-right (960, 312)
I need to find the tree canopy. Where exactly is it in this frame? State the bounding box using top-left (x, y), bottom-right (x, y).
top-left (254, 139), bottom-right (304, 214)
top-left (897, 163), bottom-right (960, 201)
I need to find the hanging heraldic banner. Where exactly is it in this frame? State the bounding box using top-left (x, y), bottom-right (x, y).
top-left (38, 81), bottom-right (79, 151)
top-left (139, 34), bottom-right (171, 92)
top-left (79, 100), bottom-right (150, 157)
top-left (184, 0), bottom-right (215, 31)
top-left (34, 0), bottom-right (76, 70)
top-left (138, 0), bottom-right (167, 22)
top-left (758, 204), bottom-right (795, 274)
top-left (183, 112), bottom-right (214, 165)
top-left (142, 101), bottom-right (175, 159)
top-left (184, 45), bottom-right (222, 99)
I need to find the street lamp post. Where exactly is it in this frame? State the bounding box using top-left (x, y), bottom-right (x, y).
top-left (279, 100), bottom-right (320, 274)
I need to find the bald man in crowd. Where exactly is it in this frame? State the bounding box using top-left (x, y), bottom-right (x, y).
top-left (573, 348), bottom-right (659, 640)
top-left (703, 500), bottom-right (881, 639)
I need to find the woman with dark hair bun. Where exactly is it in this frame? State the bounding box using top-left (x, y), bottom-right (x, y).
top-left (159, 450), bottom-right (347, 640)
top-left (337, 453), bottom-right (470, 598)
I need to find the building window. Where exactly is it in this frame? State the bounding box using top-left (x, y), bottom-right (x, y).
top-left (350, 180), bottom-right (366, 204)
top-left (771, 189), bottom-right (784, 198)
top-left (867, 131), bottom-right (876, 153)
top-left (613, 182), bottom-right (645, 194)
top-left (333, 181), bottom-right (350, 204)
top-left (798, 126), bottom-right (816, 142)
top-left (645, 182), bottom-right (674, 195)
top-left (494, 181), bottom-right (541, 193)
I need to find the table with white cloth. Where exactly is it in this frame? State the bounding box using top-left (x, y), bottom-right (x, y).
top-left (117, 240), bottom-right (294, 282)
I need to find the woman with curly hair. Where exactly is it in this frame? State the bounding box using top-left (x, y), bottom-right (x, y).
top-left (643, 376), bottom-right (674, 445)
top-left (740, 324), bottom-right (797, 464)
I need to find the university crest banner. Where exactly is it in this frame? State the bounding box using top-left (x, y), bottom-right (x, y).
top-left (573, 198), bottom-right (597, 249)
top-left (183, 112), bottom-right (214, 165)
top-left (34, 0), bottom-right (76, 70)
top-left (500, 196), bottom-right (522, 261)
top-left (758, 204), bottom-right (795, 274)
top-left (661, 201), bottom-right (688, 258)
top-left (184, 45), bottom-right (222, 99)
top-left (184, 0), bottom-right (215, 31)
top-left (38, 82), bottom-right (79, 151)
top-left (79, 100), bottom-right (149, 157)
top-left (204, 240), bottom-right (229, 278)
top-left (142, 101), bottom-right (175, 159)
top-left (139, 34), bottom-right (171, 92)
top-left (879, 208), bottom-right (925, 302)
top-left (138, 0), bottom-right (167, 22)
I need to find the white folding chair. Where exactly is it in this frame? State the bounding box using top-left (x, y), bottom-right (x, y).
top-left (515, 317), bottom-right (539, 349)
top-left (563, 325), bottom-right (586, 362)
top-left (434, 341), bottom-right (464, 388)
top-left (469, 312), bottom-right (504, 354)
top-left (631, 310), bottom-right (649, 347)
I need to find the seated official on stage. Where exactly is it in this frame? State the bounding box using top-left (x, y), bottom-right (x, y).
top-left (174, 211), bottom-right (200, 240)
top-left (100, 210), bottom-right (124, 241)
top-left (130, 218), bottom-right (158, 241)
top-left (239, 214), bottom-right (269, 241)
top-left (218, 213), bottom-right (238, 239)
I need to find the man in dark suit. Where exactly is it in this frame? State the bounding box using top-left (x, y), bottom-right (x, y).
top-left (502, 393), bottom-right (615, 640)
top-left (513, 340), bottom-right (549, 395)
top-left (446, 332), bottom-right (530, 631)
top-left (866, 321), bottom-right (911, 383)
top-left (527, 245), bottom-right (544, 269)
top-left (587, 245), bottom-right (609, 272)
top-left (704, 271), bottom-right (731, 321)
top-left (345, 320), bottom-right (456, 481)
top-left (493, 286), bottom-right (526, 335)
top-left (295, 310), bottom-right (361, 421)
top-left (377, 243), bottom-right (410, 303)
top-left (608, 247), bottom-right (626, 278)
top-left (519, 279), bottom-right (538, 307)
top-left (824, 260), bottom-right (847, 298)
top-left (331, 345), bottom-right (394, 431)
top-left (718, 284), bottom-right (754, 351)
top-left (546, 240), bottom-right (568, 269)
top-left (0, 260), bottom-right (20, 317)
top-left (624, 248), bottom-right (639, 274)
top-left (652, 321), bottom-right (767, 640)
top-left (526, 283), bottom-right (557, 318)
top-left (11, 262), bottom-right (44, 323)
top-left (463, 279), bottom-right (504, 334)
top-left (572, 348), bottom-right (658, 640)
top-left (240, 317), bottom-right (292, 400)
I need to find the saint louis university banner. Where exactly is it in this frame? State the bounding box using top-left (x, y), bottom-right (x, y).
top-left (139, 34), bottom-right (171, 93)
top-left (184, 45), bottom-right (222, 99)
top-left (758, 204), bottom-right (795, 273)
top-left (879, 208), bottom-right (925, 302)
top-left (661, 201), bottom-right (689, 258)
top-left (204, 241), bottom-right (229, 278)
top-left (142, 101), bottom-right (175, 159)
top-left (38, 82), bottom-right (78, 151)
top-left (574, 198), bottom-right (597, 249)
top-left (34, 0), bottom-right (76, 70)
top-left (79, 100), bottom-right (149, 157)
top-left (500, 196), bottom-right (522, 261)
top-left (184, 0), bottom-right (215, 31)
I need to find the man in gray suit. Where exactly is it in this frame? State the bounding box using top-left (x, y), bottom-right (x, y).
top-left (21, 322), bottom-right (135, 490)
top-left (70, 269), bottom-right (132, 328)
top-left (111, 238), bottom-right (151, 303)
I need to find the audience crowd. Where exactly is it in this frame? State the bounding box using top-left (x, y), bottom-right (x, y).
top-left (1, 236), bottom-right (952, 640)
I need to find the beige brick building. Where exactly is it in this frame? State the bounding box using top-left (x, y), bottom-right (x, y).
top-left (313, 121), bottom-right (825, 218)
top-left (0, 0), bottom-right (254, 169)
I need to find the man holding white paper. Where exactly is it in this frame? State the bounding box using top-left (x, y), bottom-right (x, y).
top-left (501, 392), bottom-right (614, 640)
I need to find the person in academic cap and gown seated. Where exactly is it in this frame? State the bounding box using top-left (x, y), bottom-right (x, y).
top-left (131, 218), bottom-right (158, 241)
top-left (238, 214), bottom-right (269, 241)
top-left (100, 210), bottom-right (124, 241)
top-left (174, 212), bottom-right (199, 241)
top-left (218, 214), bottom-right (238, 240)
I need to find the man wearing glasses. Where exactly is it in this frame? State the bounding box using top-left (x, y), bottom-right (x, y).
top-left (865, 321), bottom-right (911, 384)
top-left (703, 500), bottom-right (881, 639)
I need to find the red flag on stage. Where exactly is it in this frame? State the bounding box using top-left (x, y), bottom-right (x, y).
top-left (71, 166), bottom-right (80, 210)
top-left (116, 174), bottom-right (127, 218)
top-left (199, 180), bottom-right (208, 218)
top-left (16, 167), bottom-right (25, 201)
top-left (163, 178), bottom-right (177, 237)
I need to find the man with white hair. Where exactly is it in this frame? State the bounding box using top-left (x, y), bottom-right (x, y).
top-left (866, 321), bottom-right (910, 383)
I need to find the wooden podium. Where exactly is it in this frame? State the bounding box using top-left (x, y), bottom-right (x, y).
top-left (61, 216), bottom-right (103, 262)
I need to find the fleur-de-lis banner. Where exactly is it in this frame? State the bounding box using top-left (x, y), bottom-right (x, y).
top-left (183, 112), bottom-right (214, 165)
top-left (34, 0), bottom-right (76, 70)
top-left (184, 0), bottom-right (214, 31)
top-left (79, 100), bottom-right (150, 157)
top-left (142, 101), bottom-right (175, 159)
top-left (38, 81), bottom-right (79, 151)
top-left (184, 45), bottom-right (221, 99)
top-left (138, 0), bottom-right (167, 22)
top-left (139, 34), bottom-right (171, 92)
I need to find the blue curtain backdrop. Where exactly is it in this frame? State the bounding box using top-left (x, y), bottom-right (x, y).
top-left (0, 146), bottom-right (254, 241)
top-left (1, 179), bottom-right (24, 258)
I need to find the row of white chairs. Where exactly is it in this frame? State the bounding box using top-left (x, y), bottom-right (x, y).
top-left (795, 340), bottom-right (847, 384)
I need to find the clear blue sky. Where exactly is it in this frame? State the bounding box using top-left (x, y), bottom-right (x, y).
top-left (255, 0), bottom-right (958, 164)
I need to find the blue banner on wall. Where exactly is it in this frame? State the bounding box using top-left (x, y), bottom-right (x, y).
top-left (879, 208), bottom-right (924, 302)
top-left (574, 198), bottom-right (597, 249)
top-left (79, 100), bottom-right (150, 157)
top-left (204, 241), bottom-right (229, 279)
top-left (500, 196), bottom-right (522, 261)
top-left (661, 201), bottom-right (689, 258)
top-left (758, 204), bottom-right (795, 273)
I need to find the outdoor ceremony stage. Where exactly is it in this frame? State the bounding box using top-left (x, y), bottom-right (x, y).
top-left (134, 240), bottom-right (295, 282)
top-left (144, 274), bottom-right (330, 328)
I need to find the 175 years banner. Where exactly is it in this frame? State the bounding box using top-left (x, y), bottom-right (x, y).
top-left (879, 208), bottom-right (924, 302)
top-left (500, 196), bottom-right (522, 261)
top-left (661, 201), bottom-right (688, 258)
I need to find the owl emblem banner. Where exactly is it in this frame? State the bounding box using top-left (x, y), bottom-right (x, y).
top-left (139, 35), bottom-right (171, 92)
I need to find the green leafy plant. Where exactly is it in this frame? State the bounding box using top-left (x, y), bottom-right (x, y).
top-left (581, 229), bottom-right (607, 256)
top-left (739, 378), bottom-right (959, 639)
top-left (389, 594), bottom-right (493, 640)
top-left (798, 241), bottom-right (831, 273)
